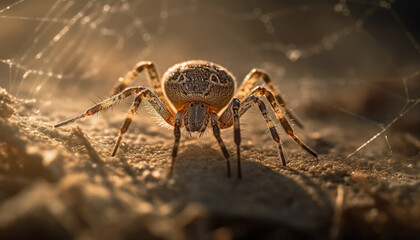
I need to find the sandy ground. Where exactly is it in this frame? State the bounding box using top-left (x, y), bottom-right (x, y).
top-left (0, 86), bottom-right (419, 240)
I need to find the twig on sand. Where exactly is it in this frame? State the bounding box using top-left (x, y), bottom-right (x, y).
top-left (69, 126), bottom-right (103, 164)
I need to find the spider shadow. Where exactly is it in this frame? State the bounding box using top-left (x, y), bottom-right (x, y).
top-left (148, 143), bottom-right (333, 237)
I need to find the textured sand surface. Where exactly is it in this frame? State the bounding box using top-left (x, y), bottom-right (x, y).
top-left (0, 87), bottom-right (419, 239)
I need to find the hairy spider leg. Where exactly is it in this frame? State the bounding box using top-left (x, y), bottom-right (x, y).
top-left (55, 87), bottom-right (173, 128)
top-left (218, 87), bottom-right (317, 167)
top-left (112, 89), bottom-right (175, 156)
top-left (55, 87), bottom-right (141, 127)
top-left (234, 69), bottom-right (303, 128)
top-left (222, 95), bottom-right (287, 177)
top-left (54, 87), bottom-right (175, 155)
top-left (210, 113), bottom-right (231, 178)
top-left (232, 98), bottom-right (241, 178)
top-left (170, 111), bottom-right (183, 176)
top-left (111, 61), bottom-right (173, 113)
top-left (220, 86), bottom-right (317, 158)
top-left (111, 95), bottom-right (142, 156)
top-left (251, 87), bottom-right (317, 158)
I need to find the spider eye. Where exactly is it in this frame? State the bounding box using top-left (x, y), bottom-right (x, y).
top-left (190, 103), bottom-right (194, 107)
top-left (201, 104), bottom-right (204, 108)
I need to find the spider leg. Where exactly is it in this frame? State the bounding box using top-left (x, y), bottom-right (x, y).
top-left (210, 113), bottom-right (231, 178)
top-left (55, 87), bottom-right (143, 128)
top-left (219, 88), bottom-right (317, 165)
top-left (111, 95), bottom-right (142, 156)
top-left (55, 88), bottom-right (174, 156)
top-left (111, 61), bottom-right (173, 113)
top-left (55, 87), bottom-right (174, 128)
top-left (111, 89), bottom-right (175, 156)
top-left (251, 86), bottom-right (317, 158)
top-left (234, 68), bottom-right (303, 128)
top-left (169, 111), bottom-right (183, 176)
top-left (232, 98), bottom-right (242, 178)
top-left (222, 96), bottom-right (287, 170)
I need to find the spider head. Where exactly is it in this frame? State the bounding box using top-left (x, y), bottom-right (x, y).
top-left (184, 102), bottom-right (210, 133)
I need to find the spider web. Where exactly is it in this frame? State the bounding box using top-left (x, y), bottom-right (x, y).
top-left (1, 0), bottom-right (419, 173)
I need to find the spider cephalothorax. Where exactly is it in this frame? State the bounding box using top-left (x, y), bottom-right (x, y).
top-left (55, 60), bottom-right (318, 179)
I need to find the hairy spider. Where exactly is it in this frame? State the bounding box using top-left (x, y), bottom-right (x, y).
top-left (55, 60), bottom-right (318, 178)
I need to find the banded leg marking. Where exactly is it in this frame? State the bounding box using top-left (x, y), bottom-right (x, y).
top-left (169, 111), bottom-right (184, 176)
top-left (111, 61), bottom-right (172, 112)
top-left (232, 98), bottom-right (242, 178)
top-left (218, 87), bottom-right (317, 159)
top-left (243, 95), bottom-right (287, 166)
top-left (55, 87), bottom-right (145, 128)
top-left (211, 113), bottom-right (231, 178)
top-left (112, 89), bottom-right (174, 156)
top-left (235, 69), bottom-right (303, 128)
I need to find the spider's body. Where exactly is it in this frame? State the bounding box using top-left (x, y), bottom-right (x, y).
top-left (55, 60), bottom-right (318, 178)
top-left (163, 60), bottom-right (235, 112)
top-left (163, 61), bottom-right (235, 133)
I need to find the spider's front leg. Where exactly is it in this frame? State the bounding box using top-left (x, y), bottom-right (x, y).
top-left (219, 96), bottom-right (286, 178)
top-left (232, 98), bottom-right (242, 178)
top-left (169, 111), bottom-right (183, 176)
top-left (210, 113), bottom-right (231, 178)
top-left (220, 86), bottom-right (317, 158)
top-left (54, 87), bottom-right (175, 156)
top-left (219, 92), bottom-right (317, 177)
top-left (111, 89), bottom-right (175, 156)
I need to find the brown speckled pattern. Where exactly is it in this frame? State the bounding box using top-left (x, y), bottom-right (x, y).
top-left (163, 60), bottom-right (235, 112)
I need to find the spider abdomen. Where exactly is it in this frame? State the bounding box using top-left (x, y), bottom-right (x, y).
top-left (163, 60), bottom-right (235, 112)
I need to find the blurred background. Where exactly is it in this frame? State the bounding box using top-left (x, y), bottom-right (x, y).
top-left (0, 0), bottom-right (419, 168)
top-left (1, 1), bottom-right (420, 239)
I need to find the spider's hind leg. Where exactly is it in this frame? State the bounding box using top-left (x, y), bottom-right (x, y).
top-left (235, 68), bottom-right (303, 128)
top-left (112, 62), bottom-right (157, 94)
top-left (111, 61), bottom-right (172, 112)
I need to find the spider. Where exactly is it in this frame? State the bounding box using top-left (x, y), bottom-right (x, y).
top-left (55, 60), bottom-right (318, 178)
